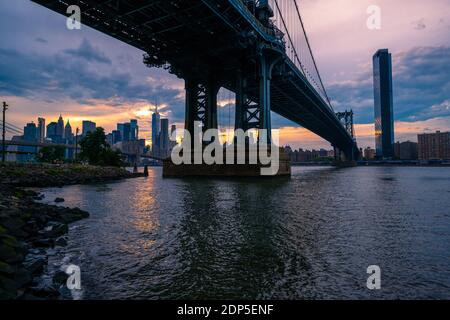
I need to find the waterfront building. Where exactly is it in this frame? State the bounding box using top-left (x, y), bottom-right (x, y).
top-left (373, 49), bottom-right (395, 159)
top-left (394, 141), bottom-right (418, 160)
top-left (364, 147), bottom-right (376, 160)
top-left (151, 106), bottom-right (161, 154)
top-left (418, 131), bottom-right (450, 160)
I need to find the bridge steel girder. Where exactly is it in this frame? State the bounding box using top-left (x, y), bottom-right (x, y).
top-left (184, 79), bottom-right (220, 139)
top-left (234, 48), bottom-right (283, 144)
top-left (235, 72), bottom-right (260, 132)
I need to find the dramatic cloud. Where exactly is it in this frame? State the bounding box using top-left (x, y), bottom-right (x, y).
top-left (0, 41), bottom-right (183, 111)
top-left (328, 46), bottom-right (450, 124)
top-left (64, 39), bottom-right (111, 64)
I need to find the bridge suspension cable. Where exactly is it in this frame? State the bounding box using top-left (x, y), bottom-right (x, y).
top-left (0, 120), bottom-right (23, 135)
top-left (269, 0), bottom-right (333, 110)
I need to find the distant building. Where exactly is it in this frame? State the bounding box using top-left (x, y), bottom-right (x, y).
top-left (159, 118), bottom-right (170, 158)
top-left (151, 107), bottom-right (160, 154)
top-left (64, 120), bottom-right (73, 143)
top-left (394, 141), bottom-right (418, 160)
top-left (130, 119), bottom-right (138, 141)
top-left (364, 147), bottom-right (376, 160)
top-left (318, 149), bottom-right (328, 157)
top-left (285, 146), bottom-right (334, 163)
top-left (123, 123), bottom-right (131, 141)
top-left (82, 120), bottom-right (96, 137)
top-left (46, 122), bottom-right (57, 139)
top-left (373, 49), bottom-right (394, 159)
top-left (116, 123), bottom-right (124, 142)
top-left (20, 122), bottom-right (38, 162)
top-left (23, 122), bottom-right (37, 142)
top-left (112, 130), bottom-right (121, 144)
top-left (106, 133), bottom-right (114, 146)
top-left (57, 114), bottom-right (64, 138)
top-left (418, 131), bottom-right (450, 160)
top-left (37, 117), bottom-right (45, 143)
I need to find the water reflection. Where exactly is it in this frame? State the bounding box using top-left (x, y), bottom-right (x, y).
top-left (41, 166), bottom-right (450, 299)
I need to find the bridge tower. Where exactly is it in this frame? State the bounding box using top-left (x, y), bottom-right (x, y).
top-left (184, 79), bottom-right (220, 136)
top-left (234, 0), bottom-right (283, 144)
top-left (334, 110), bottom-right (359, 163)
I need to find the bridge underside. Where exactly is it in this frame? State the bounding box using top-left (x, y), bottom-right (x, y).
top-left (31, 0), bottom-right (358, 160)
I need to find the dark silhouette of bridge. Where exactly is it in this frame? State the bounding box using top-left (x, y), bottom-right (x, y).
top-left (31, 0), bottom-right (359, 160)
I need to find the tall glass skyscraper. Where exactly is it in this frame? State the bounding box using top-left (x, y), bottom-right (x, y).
top-left (130, 119), bottom-right (138, 141)
top-left (151, 107), bottom-right (160, 152)
top-left (373, 49), bottom-right (394, 159)
top-left (160, 118), bottom-right (169, 157)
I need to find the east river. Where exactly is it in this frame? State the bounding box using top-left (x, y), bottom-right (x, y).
top-left (39, 166), bottom-right (450, 299)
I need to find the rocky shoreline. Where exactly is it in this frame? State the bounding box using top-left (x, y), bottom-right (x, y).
top-left (0, 163), bottom-right (143, 299)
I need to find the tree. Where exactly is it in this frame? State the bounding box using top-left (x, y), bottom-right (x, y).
top-left (79, 127), bottom-right (124, 167)
top-left (38, 145), bottom-right (66, 163)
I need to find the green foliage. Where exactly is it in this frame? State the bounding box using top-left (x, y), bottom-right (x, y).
top-left (38, 145), bottom-right (66, 163)
top-left (79, 128), bottom-right (124, 167)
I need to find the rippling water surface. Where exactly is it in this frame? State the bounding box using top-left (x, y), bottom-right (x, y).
top-left (40, 166), bottom-right (450, 299)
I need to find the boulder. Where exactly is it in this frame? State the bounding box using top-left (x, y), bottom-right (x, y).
top-left (23, 255), bottom-right (47, 275)
top-left (52, 270), bottom-right (68, 286)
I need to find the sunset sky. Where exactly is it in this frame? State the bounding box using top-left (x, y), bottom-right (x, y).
top-left (1, 0), bottom-right (449, 149)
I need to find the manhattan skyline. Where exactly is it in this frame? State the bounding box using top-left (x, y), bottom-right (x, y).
top-left (0, 0), bottom-right (449, 150)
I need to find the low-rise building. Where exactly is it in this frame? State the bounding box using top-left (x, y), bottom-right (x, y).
top-left (418, 131), bottom-right (450, 160)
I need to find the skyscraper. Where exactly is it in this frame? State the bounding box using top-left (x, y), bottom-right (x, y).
top-left (159, 118), bottom-right (169, 158)
top-left (123, 123), bottom-right (131, 141)
top-left (64, 120), bottom-right (73, 143)
top-left (151, 106), bottom-right (160, 153)
top-left (117, 123), bottom-right (124, 142)
top-left (46, 122), bottom-right (57, 139)
top-left (82, 120), bottom-right (96, 137)
top-left (112, 130), bottom-right (121, 144)
top-left (130, 119), bottom-right (138, 141)
top-left (37, 117), bottom-right (45, 143)
top-left (373, 49), bottom-right (394, 159)
top-left (23, 122), bottom-right (37, 142)
top-left (57, 114), bottom-right (64, 138)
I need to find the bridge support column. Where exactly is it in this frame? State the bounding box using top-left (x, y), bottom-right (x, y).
top-left (333, 145), bottom-right (357, 167)
top-left (184, 79), bottom-right (219, 136)
top-left (185, 79), bottom-right (203, 138)
top-left (258, 52), bottom-right (282, 144)
top-left (205, 81), bottom-right (220, 131)
top-left (235, 72), bottom-right (246, 131)
top-left (235, 72), bottom-right (261, 132)
top-left (259, 54), bottom-right (272, 143)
